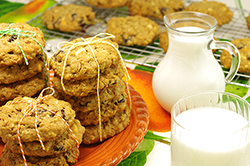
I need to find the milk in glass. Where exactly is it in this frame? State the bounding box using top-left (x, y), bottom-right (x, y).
top-left (171, 107), bottom-right (250, 166)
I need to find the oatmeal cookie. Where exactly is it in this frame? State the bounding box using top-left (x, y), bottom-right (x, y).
top-left (128, 0), bottom-right (184, 19)
top-left (52, 65), bottom-right (124, 97)
top-left (0, 146), bottom-right (78, 166)
top-left (247, 14), bottom-right (250, 30)
top-left (106, 15), bottom-right (161, 46)
top-left (82, 105), bottom-right (131, 144)
top-left (159, 30), bottom-right (169, 52)
top-left (0, 72), bottom-right (47, 101)
top-left (49, 37), bottom-right (121, 81)
top-left (185, 1), bottom-right (233, 26)
top-left (76, 91), bottom-right (128, 126)
top-left (4, 119), bottom-right (84, 157)
top-left (85, 0), bottom-right (129, 8)
top-left (220, 38), bottom-right (250, 73)
top-left (54, 78), bottom-right (126, 113)
top-left (0, 95), bottom-right (76, 142)
top-left (0, 56), bottom-right (46, 84)
top-left (42, 4), bottom-right (95, 32)
top-left (0, 22), bottom-right (45, 66)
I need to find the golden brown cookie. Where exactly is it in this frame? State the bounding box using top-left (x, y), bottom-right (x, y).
top-left (52, 65), bottom-right (124, 97)
top-left (106, 15), bottom-right (161, 46)
top-left (220, 38), bottom-right (250, 73)
top-left (42, 4), bottom-right (95, 32)
top-left (0, 146), bottom-right (79, 166)
top-left (0, 22), bottom-right (45, 66)
top-left (0, 72), bottom-right (47, 102)
top-left (4, 119), bottom-right (84, 157)
top-left (128, 0), bottom-right (184, 19)
top-left (247, 13), bottom-right (250, 30)
top-left (0, 56), bottom-right (46, 84)
top-left (0, 95), bottom-right (76, 142)
top-left (49, 37), bottom-right (121, 81)
top-left (185, 1), bottom-right (233, 26)
top-left (82, 105), bottom-right (131, 144)
top-left (75, 91), bottom-right (128, 126)
top-left (85, 0), bottom-right (129, 8)
top-left (159, 30), bottom-right (169, 52)
top-left (53, 77), bottom-right (126, 113)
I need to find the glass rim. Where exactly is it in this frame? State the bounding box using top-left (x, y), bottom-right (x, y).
top-left (171, 90), bottom-right (250, 134)
top-left (163, 11), bottom-right (218, 35)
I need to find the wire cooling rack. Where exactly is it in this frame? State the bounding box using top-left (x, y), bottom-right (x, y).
top-left (27, 0), bottom-right (250, 88)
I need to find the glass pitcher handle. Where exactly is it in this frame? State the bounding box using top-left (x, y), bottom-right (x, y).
top-left (208, 39), bottom-right (240, 83)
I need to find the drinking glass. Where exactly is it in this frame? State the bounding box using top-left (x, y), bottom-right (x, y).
top-left (171, 91), bottom-right (250, 166)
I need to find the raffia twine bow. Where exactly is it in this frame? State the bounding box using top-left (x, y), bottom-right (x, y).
top-left (54, 33), bottom-right (132, 142)
top-left (6, 87), bottom-right (80, 166)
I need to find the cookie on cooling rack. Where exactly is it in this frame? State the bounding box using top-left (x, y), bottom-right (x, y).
top-left (128, 0), bottom-right (184, 19)
top-left (42, 4), bottom-right (95, 32)
top-left (159, 30), bottom-right (169, 52)
top-left (247, 14), bottom-right (250, 30)
top-left (0, 22), bottom-right (45, 66)
top-left (185, 1), bottom-right (233, 26)
top-left (85, 0), bottom-right (129, 8)
top-left (220, 38), bottom-right (250, 73)
top-left (106, 15), bottom-right (161, 46)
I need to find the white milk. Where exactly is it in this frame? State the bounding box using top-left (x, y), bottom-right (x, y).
top-left (152, 26), bottom-right (225, 112)
top-left (171, 107), bottom-right (250, 166)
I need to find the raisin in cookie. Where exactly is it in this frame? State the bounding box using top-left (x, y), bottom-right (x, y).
top-left (42, 4), bottom-right (95, 32)
top-left (0, 95), bottom-right (76, 142)
top-left (85, 0), bottom-right (129, 8)
top-left (128, 0), bottom-right (184, 19)
top-left (0, 146), bottom-right (79, 166)
top-left (53, 78), bottom-right (126, 113)
top-left (106, 15), bottom-right (161, 46)
top-left (82, 105), bottom-right (131, 144)
top-left (52, 65), bottom-right (124, 97)
top-left (4, 119), bottom-right (84, 157)
top-left (220, 38), bottom-right (250, 73)
top-left (0, 72), bottom-right (47, 101)
top-left (49, 37), bottom-right (121, 81)
top-left (0, 56), bottom-right (46, 84)
top-left (185, 1), bottom-right (233, 26)
top-left (76, 91), bottom-right (128, 126)
top-left (0, 22), bottom-right (45, 66)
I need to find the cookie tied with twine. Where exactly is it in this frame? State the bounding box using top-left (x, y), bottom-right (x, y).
top-left (0, 22), bottom-right (49, 86)
top-left (50, 33), bottom-right (132, 142)
top-left (0, 22), bottom-right (46, 66)
top-left (0, 87), bottom-right (81, 166)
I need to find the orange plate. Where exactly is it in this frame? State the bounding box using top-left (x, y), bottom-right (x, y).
top-left (0, 85), bottom-right (149, 166)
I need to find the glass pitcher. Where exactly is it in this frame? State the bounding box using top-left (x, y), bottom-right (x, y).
top-left (152, 11), bottom-right (240, 113)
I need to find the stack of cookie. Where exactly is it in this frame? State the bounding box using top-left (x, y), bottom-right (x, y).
top-left (0, 94), bottom-right (85, 166)
top-left (0, 22), bottom-right (48, 106)
top-left (49, 36), bottom-right (131, 144)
